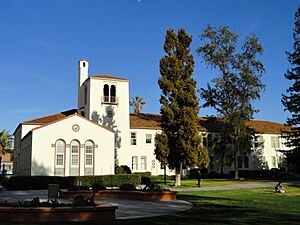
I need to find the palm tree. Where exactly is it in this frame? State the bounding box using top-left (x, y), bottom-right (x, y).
top-left (0, 129), bottom-right (13, 174)
top-left (130, 96), bottom-right (146, 114)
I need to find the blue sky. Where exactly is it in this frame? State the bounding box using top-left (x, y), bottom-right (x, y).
top-left (0, 0), bottom-right (299, 133)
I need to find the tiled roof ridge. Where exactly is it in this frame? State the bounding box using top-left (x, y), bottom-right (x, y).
top-left (31, 113), bottom-right (114, 133)
top-left (22, 109), bottom-right (77, 124)
top-left (90, 74), bottom-right (128, 81)
top-left (130, 113), bottom-right (288, 124)
top-left (129, 113), bottom-right (292, 134)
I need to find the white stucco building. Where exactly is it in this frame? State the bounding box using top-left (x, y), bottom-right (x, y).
top-left (13, 60), bottom-right (292, 176)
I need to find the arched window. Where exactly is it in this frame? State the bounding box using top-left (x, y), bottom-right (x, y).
top-left (103, 84), bottom-right (109, 102)
top-left (70, 140), bottom-right (80, 176)
top-left (55, 140), bottom-right (65, 176)
top-left (85, 140), bottom-right (94, 175)
top-left (110, 85), bottom-right (116, 103)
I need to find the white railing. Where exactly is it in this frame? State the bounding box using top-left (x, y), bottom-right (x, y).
top-left (102, 96), bottom-right (119, 104)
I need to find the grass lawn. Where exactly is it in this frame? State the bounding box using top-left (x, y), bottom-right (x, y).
top-left (2, 186), bottom-right (300, 225)
top-left (158, 178), bottom-right (272, 188)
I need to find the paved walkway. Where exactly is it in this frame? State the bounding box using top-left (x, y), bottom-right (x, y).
top-left (1, 181), bottom-right (299, 219)
top-left (0, 189), bottom-right (192, 220)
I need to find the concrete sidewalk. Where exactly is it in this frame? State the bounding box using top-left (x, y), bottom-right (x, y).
top-left (0, 189), bottom-right (192, 220)
top-left (1, 181), bottom-right (299, 219)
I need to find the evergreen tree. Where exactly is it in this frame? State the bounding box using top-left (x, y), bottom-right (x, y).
top-left (282, 6), bottom-right (300, 171)
top-left (156, 28), bottom-right (209, 186)
top-left (197, 25), bottom-right (265, 179)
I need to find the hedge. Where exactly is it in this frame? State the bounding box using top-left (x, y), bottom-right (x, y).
top-left (133, 172), bottom-right (151, 177)
top-left (2, 175), bottom-right (141, 190)
top-left (2, 176), bottom-right (76, 190)
top-left (77, 175), bottom-right (141, 187)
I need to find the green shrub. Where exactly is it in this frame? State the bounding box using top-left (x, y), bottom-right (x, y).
top-left (76, 175), bottom-right (141, 187)
top-left (2, 175), bottom-right (141, 190)
top-left (146, 175), bottom-right (175, 183)
top-left (115, 165), bottom-right (132, 174)
top-left (133, 172), bottom-right (151, 177)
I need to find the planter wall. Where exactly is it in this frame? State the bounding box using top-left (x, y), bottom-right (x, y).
top-left (0, 204), bottom-right (117, 222)
top-left (59, 189), bottom-right (177, 201)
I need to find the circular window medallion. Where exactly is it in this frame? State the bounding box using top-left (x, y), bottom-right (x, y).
top-left (72, 124), bottom-right (80, 132)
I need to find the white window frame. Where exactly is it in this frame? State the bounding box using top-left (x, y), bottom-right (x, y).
top-left (146, 134), bottom-right (152, 144)
top-left (271, 136), bottom-right (280, 149)
top-left (85, 141), bottom-right (94, 167)
top-left (131, 132), bottom-right (137, 145)
top-left (55, 139), bottom-right (65, 176)
top-left (132, 156), bottom-right (138, 170)
top-left (141, 156), bottom-right (147, 170)
top-left (70, 140), bottom-right (80, 176)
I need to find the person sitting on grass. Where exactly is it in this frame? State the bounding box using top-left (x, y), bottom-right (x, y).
top-left (275, 181), bottom-right (287, 193)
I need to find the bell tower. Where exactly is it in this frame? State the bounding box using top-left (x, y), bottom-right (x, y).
top-left (78, 59), bottom-right (89, 115)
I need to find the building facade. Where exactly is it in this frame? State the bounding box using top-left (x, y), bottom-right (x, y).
top-left (13, 60), bottom-right (292, 176)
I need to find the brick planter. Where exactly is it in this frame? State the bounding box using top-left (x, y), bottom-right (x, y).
top-left (59, 189), bottom-right (177, 201)
top-left (0, 204), bottom-right (117, 222)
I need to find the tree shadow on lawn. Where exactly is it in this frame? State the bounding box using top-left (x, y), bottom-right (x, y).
top-left (1, 192), bottom-right (300, 225)
top-left (2, 204), bottom-right (300, 225)
top-left (177, 194), bottom-right (241, 203)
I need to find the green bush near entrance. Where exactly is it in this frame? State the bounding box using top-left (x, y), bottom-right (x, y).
top-left (2, 174), bottom-right (141, 190)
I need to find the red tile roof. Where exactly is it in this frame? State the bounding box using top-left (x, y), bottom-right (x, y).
top-left (22, 109), bottom-right (77, 125)
top-left (130, 113), bottom-right (161, 129)
top-left (129, 113), bottom-right (292, 134)
top-left (21, 111), bottom-right (291, 134)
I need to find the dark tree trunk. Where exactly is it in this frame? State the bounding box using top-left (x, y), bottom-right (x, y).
top-left (234, 152), bottom-right (239, 180)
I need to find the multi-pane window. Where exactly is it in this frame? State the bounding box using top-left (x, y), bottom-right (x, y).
top-left (55, 140), bottom-right (65, 166)
top-left (86, 155), bottom-right (92, 166)
top-left (271, 136), bottom-right (280, 149)
top-left (55, 140), bottom-right (65, 176)
top-left (146, 134), bottom-right (152, 144)
top-left (132, 156), bottom-right (138, 170)
top-left (56, 155), bottom-right (64, 166)
top-left (141, 156), bottom-right (147, 170)
top-left (103, 84), bottom-right (117, 103)
top-left (85, 141), bottom-right (94, 166)
top-left (71, 141), bottom-right (79, 166)
top-left (70, 140), bottom-right (80, 176)
top-left (131, 132), bottom-right (137, 145)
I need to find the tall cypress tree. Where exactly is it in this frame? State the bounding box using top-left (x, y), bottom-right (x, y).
top-left (282, 6), bottom-right (300, 170)
top-left (155, 28), bottom-right (209, 186)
